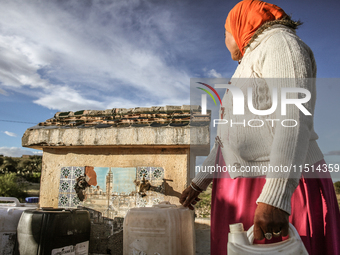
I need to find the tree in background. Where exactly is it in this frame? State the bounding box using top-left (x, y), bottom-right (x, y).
top-left (0, 155), bottom-right (42, 183)
top-left (1, 157), bottom-right (18, 173)
top-left (17, 156), bottom-right (42, 174)
top-left (0, 173), bottom-right (27, 202)
top-left (334, 181), bottom-right (340, 194)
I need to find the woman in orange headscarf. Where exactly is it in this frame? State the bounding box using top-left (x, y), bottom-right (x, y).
top-left (180, 1), bottom-right (340, 254)
top-left (224, 0), bottom-right (287, 57)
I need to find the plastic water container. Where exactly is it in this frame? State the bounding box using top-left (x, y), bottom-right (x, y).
top-left (0, 197), bottom-right (37, 255)
top-left (16, 208), bottom-right (91, 255)
top-left (123, 201), bottom-right (195, 255)
top-left (227, 222), bottom-right (309, 255)
top-left (24, 197), bottom-right (39, 204)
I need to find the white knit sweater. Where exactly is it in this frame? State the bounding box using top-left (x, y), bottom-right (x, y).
top-left (192, 25), bottom-right (324, 214)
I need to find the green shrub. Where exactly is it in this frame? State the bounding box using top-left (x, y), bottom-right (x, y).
top-left (195, 183), bottom-right (212, 218)
top-left (24, 172), bottom-right (41, 183)
top-left (0, 173), bottom-right (27, 202)
top-left (334, 181), bottom-right (340, 194)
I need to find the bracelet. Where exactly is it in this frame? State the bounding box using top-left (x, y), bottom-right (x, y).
top-left (190, 183), bottom-right (202, 193)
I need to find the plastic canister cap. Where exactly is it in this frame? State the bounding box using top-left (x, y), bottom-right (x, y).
top-left (153, 201), bottom-right (177, 208)
top-left (229, 223), bottom-right (244, 233)
top-left (25, 197), bottom-right (39, 203)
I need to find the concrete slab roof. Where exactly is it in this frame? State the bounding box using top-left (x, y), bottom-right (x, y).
top-left (22, 105), bottom-right (211, 151)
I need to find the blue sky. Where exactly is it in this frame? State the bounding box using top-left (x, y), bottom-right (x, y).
top-left (0, 0), bottom-right (339, 180)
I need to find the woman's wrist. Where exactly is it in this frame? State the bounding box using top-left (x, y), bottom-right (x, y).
top-left (190, 182), bottom-right (203, 193)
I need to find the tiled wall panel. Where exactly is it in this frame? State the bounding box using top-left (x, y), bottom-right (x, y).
top-left (58, 166), bottom-right (165, 218)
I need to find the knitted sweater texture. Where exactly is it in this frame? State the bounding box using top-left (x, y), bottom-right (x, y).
top-left (192, 25), bottom-right (324, 214)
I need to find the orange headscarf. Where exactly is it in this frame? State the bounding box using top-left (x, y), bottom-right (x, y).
top-left (225, 0), bottom-right (287, 56)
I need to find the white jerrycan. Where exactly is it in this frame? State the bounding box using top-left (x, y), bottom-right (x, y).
top-left (123, 201), bottom-right (195, 255)
top-left (0, 197), bottom-right (37, 254)
top-left (227, 223), bottom-right (309, 255)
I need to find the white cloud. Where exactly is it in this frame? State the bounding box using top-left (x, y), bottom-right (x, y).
top-left (4, 131), bottom-right (17, 137)
top-left (0, 147), bottom-right (42, 157)
top-left (0, 35), bottom-right (51, 89)
top-left (33, 85), bottom-right (106, 111)
top-left (0, 0), bottom-right (197, 110)
top-left (206, 69), bottom-right (222, 78)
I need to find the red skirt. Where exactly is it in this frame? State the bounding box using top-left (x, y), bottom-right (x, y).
top-left (211, 146), bottom-right (340, 255)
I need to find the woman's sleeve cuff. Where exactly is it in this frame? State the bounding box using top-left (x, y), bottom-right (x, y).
top-left (192, 173), bottom-right (213, 191)
top-left (256, 178), bottom-right (299, 215)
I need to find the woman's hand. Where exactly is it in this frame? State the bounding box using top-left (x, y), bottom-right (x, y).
top-left (179, 183), bottom-right (202, 210)
top-left (254, 202), bottom-right (289, 240)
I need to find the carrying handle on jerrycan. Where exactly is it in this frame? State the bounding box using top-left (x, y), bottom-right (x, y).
top-left (0, 197), bottom-right (21, 206)
top-left (247, 222), bottom-right (300, 244)
top-left (153, 201), bottom-right (177, 208)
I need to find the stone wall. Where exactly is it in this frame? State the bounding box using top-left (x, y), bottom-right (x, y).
top-left (40, 146), bottom-right (191, 208)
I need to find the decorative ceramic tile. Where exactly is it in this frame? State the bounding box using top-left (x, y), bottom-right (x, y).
top-left (59, 179), bottom-right (71, 193)
top-left (135, 167), bottom-right (165, 208)
top-left (58, 193), bottom-right (70, 207)
top-left (152, 192), bottom-right (165, 205)
top-left (60, 167), bottom-right (72, 179)
top-left (150, 167), bottom-right (164, 181)
top-left (70, 194), bottom-right (82, 207)
top-left (72, 166), bottom-right (84, 179)
top-left (152, 197), bottom-right (162, 205)
top-left (136, 192), bottom-right (160, 208)
top-left (136, 197), bottom-right (147, 207)
top-left (71, 179), bottom-right (77, 192)
top-left (137, 167), bottom-right (164, 183)
top-left (137, 167), bottom-right (150, 180)
top-left (58, 166), bottom-right (85, 208)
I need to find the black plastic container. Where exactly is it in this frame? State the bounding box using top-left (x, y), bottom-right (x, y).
top-left (15, 208), bottom-right (90, 254)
